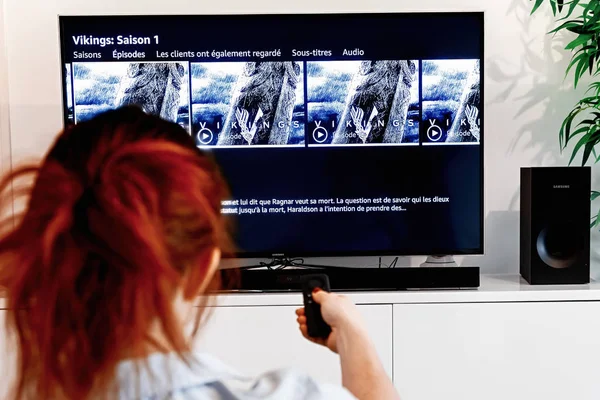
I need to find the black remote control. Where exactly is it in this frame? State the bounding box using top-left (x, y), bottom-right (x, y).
top-left (302, 274), bottom-right (332, 339)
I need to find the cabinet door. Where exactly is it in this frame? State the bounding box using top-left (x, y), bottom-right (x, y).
top-left (393, 302), bottom-right (600, 400)
top-left (195, 304), bottom-right (392, 385)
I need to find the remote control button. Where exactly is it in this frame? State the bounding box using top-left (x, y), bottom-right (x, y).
top-left (309, 279), bottom-right (322, 287)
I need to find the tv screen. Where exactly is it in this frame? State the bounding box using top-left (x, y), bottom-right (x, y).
top-left (59, 12), bottom-right (484, 258)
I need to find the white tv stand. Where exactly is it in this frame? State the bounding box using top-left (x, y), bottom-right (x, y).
top-left (2, 275), bottom-right (600, 400)
top-left (197, 275), bottom-right (600, 400)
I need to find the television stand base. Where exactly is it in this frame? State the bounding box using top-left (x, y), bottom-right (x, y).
top-left (419, 255), bottom-right (458, 268)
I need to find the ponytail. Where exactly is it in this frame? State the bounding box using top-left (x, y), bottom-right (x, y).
top-left (0, 107), bottom-right (232, 399)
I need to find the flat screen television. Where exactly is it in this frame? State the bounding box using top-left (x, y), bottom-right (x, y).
top-left (59, 12), bottom-right (484, 261)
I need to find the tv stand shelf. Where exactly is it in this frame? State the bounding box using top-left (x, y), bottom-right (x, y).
top-left (210, 274), bottom-right (600, 307)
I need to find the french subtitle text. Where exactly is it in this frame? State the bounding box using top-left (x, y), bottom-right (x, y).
top-left (221, 196), bottom-right (450, 215)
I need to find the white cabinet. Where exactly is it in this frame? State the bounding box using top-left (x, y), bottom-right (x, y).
top-left (2, 277), bottom-right (600, 399)
top-left (393, 302), bottom-right (600, 400)
top-left (0, 305), bottom-right (392, 393)
top-left (195, 304), bottom-right (393, 384)
top-left (0, 310), bottom-right (15, 400)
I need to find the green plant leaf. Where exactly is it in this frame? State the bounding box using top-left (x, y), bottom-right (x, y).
top-left (551, 0), bottom-right (557, 15)
top-left (575, 57), bottom-right (586, 88)
top-left (558, 0), bottom-right (565, 12)
top-left (571, 47), bottom-right (596, 67)
top-left (570, 121), bottom-right (600, 166)
top-left (531, 0), bottom-right (545, 14)
top-left (568, 121), bottom-right (594, 158)
top-left (577, 118), bottom-right (598, 126)
top-left (566, 126), bottom-right (590, 156)
top-left (583, 1), bottom-right (596, 22)
top-left (592, 205), bottom-right (600, 229)
top-left (566, 34), bottom-right (593, 50)
top-left (581, 128), bottom-right (600, 165)
top-left (569, 127), bottom-right (593, 164)
top-left (577, 44), bottom-right (596, 52)
top-left (591, 190), bottom-right (600, 200)
top-left (588, 9), bottom-right (600, 26)
top-left (566, 51), bottom-right (588, 77)
top-left (561, 111), bottom-right (575, 148)
top-left (550, 20), bottom-right (583, 33)
top-left (561, 108), bottom-right (586, 148)
top-left (583, 141), bottom-right (596, 165)
top-left (579, 95), bottom-right (600, 104)
top-left (574, 52), bottom-right (591, 87)
top-left (558, 0), bottom-right (582, 20)
top-left (562, 113), bottom-right (576, 148)
top-left (579, 91), bottom-right (600, 104)
top-left (567, 25), bottom-right (587, 34)
top-left (570, 125), bottom-right (589, 138)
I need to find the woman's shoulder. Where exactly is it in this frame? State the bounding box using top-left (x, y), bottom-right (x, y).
top-left (116, 352), bottom-right (356, 400)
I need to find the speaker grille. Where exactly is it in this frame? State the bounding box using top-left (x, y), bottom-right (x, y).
top-left (536, 221), bottom-right (583, 269)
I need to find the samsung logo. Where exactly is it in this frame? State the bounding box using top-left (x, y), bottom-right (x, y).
top-left (553, 185), bottom-right (570, 189)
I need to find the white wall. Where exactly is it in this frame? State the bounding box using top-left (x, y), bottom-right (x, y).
top-left (2, 0), bottom-right (597, 277)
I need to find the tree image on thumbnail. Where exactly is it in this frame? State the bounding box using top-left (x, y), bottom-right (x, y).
top-left (217, 62), bottom-right (302, 146)
top-left (421, 59), bottom-right (480, 144)
top-left (72, 62), bottom-right (190, 131)
top-left (332, 60), bottom-right (417, 144)
top-left (446, 60), bottom-right (480, 143)
top-left (115, 62), bottom-right (186, 123)
top-left (64, 64), bottom-right (74, 124)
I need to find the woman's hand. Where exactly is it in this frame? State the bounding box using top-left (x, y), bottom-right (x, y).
top-left (296, 290), bottom-right (366, 353)
top-left (297, 290), bottom-right (400, 399)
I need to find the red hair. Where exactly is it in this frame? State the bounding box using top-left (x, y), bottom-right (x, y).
top-left (0, 107), bottom-right (234, 399)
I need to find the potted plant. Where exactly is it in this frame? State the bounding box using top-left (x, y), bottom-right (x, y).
top-left (530, 0), bottom-right (600, 227)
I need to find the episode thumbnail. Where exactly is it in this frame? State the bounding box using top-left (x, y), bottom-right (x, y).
top-left (64, 64), bottom-right (74, 125)
top-left (72, 62), bottom-right (190, 131)
top-left (421, 59), bottom-right (481, 145)
top-left (307, 60), bottom-right (419, 146)
top-left (191, 62), bottom-right (305, 147)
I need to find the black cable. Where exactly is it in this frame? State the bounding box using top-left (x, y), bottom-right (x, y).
top-left (247, 256), bottom-right (399, 270)
top-left (378, 256), bottom-right (399, 268)
top-left (274, 257), bottom-right (305, 269)
top-left (244, 257), bottom-right (307, 270)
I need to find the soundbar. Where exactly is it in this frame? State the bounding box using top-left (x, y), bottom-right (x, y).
top-left (223, 266), bottom-right (480, 292)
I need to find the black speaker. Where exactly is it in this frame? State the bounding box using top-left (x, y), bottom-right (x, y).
top-left (520, 167), bottom-right (590, 285)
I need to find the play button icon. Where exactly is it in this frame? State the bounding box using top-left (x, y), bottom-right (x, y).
top-left (426, 124), bottom-right (443, 142)
top-left (313, 127), bottom-right (328, 144)
top-left (197, 128), bottom-right (214, 145)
